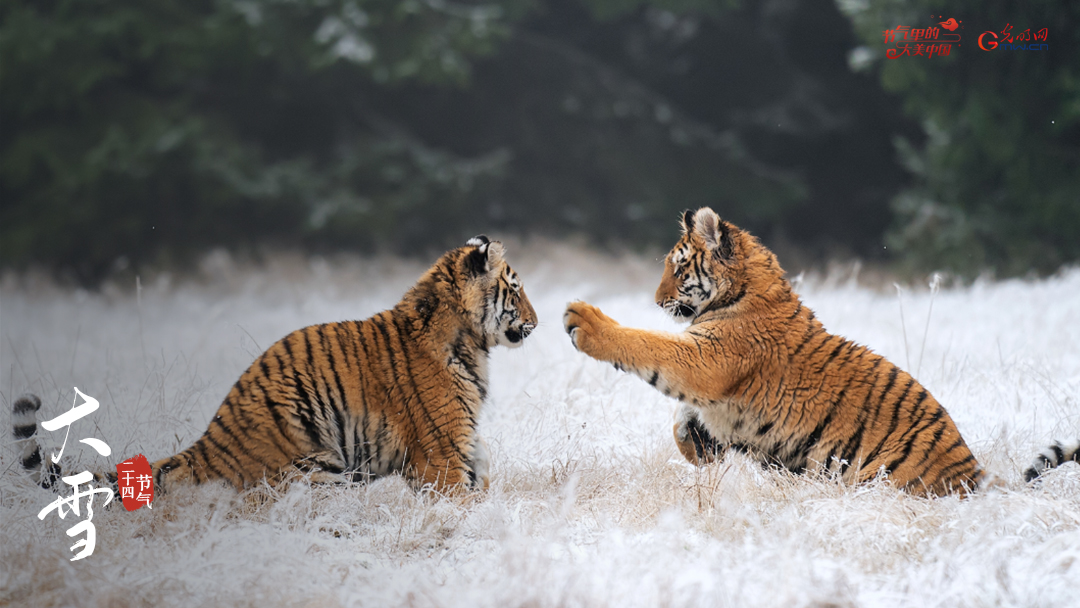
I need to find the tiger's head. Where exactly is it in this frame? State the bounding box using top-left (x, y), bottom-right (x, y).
top-left (458, 236), bottom-right (538, 349)
top-left (655, 208), bottom-right (784, 322)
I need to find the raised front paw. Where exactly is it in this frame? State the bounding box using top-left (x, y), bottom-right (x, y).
top-left (563, 301), bottom-right (617, 356)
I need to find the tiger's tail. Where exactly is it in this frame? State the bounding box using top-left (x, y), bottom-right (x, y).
top-left (1023, 439), bottom-right (1080, 483)
top-left (11, 392), bottom-right (227, 496)
top-left (12, 394), bottom-right (63, 489)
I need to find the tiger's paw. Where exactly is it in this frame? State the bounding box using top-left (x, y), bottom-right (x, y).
top-left (673, 405), bottom-right (721, 467)
top-left (563, 301), bottom-right (617, 356)
top-left (470, 437), bottom-right (491, 490)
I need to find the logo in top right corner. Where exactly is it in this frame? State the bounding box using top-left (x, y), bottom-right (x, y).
top-left (978, 23), bottom-right (1049, 51)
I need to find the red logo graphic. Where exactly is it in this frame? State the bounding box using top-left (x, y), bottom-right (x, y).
top-left (882, 19), bottom-right (962, 59)
top-left (978, 31), bottom-right (998, 51)
top-left (979, 24), bottom-right (1049, 51)
top-left (116, 455), bottom-right (154, 511)
top-left (938, 18), bottom-right (961, 32)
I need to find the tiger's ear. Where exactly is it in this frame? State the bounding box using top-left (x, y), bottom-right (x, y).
top-left (465, 238), bottom-right (505, 277)
top-left (693, 208), bottom-right (734, 260)
top-left (680, 209), bottom-right (695, 235)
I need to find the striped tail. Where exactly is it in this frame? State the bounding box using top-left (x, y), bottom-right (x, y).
top-left (1023, 439), bottom-right (1080, 483)
top-left (12, 394), bottom-right (62, 489)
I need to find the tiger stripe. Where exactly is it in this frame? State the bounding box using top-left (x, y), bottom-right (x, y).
top-left (16, 237), bottom-right (536, 495)
top-left (562, 207), bottom-right (1073, 496)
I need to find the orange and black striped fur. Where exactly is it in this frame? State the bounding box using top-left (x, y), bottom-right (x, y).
top-left (15, 236), bottom-right (537, 494)
top-left (564, 208), bottom-right (1078, 496)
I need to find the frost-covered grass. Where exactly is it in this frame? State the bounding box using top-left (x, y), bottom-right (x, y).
top-left (2, 244), bottom-right (1079, 608)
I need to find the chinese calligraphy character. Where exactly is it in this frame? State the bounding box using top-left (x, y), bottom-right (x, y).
top-left (136, 474), bottom-right (153, 506)
top-left (35, 388), bottom-right (114, 561)
top-left (1000, 23), bottom-right (1014, 43)
top-left (41, 387), bottom-right (111, 462)
top-left (927, 44), bottom-right (951, 58)
top-left (37, 471), bottom-right (114, 561)
top-left (910, 27), bottom-right (940, 41)
top-left (883, 25), bottom-right (910, 44)
top-left (120, 471), bottom-right (135, 500)
top-left (886, 44), bottom-right (913, 59)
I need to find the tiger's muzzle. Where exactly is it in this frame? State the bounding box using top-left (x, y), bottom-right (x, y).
top-left (659, 298), bottom-right (696, 320)
top-left (504, 322), bottom-right (536, 345)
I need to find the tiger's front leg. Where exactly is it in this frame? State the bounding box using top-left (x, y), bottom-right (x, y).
top-left (470, 437), bottom-right (491, 490)
top-left (410, 438), bottom-right (490, 494)
top-left (563, 301), bottom-right (747, 400)
top-left (410, 456), bottom-right (470, 494)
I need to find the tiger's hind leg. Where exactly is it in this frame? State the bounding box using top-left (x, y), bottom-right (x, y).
top-left (673, 405), bottom-right (722, 466)
top-left (290, 450), bottom-right (352, 485)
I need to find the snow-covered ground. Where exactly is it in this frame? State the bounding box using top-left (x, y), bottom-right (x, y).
top-left (2, 243), bottom-right (1078, 607)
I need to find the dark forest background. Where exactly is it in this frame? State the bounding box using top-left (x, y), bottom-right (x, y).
top-left (3, 0), bottom-right (1078, 285)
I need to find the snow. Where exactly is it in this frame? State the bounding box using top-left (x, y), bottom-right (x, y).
top-left (2, 244), bottom-right (1078, 607)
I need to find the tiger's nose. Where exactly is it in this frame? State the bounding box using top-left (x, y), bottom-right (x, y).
top-left (520, 323), bottom-right (536, 338)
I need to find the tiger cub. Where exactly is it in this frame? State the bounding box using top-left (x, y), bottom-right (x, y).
top-left (563, 208), bottom-right (1078, 496)
top-left (15, 236), bottom-right (537, 494)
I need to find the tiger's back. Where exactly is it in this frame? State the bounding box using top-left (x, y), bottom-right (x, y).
top-left (156, 316), bottom-right (437, 489)
top-left (17, 236), bottom-right (537, 494)
top-left (691, 302), bottom-right (983, 496)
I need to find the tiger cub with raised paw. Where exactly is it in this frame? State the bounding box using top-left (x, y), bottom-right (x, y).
top-left (15, 236), bottom-right (537, 495)
top-left (563, 207), bottom-right (1077, 496)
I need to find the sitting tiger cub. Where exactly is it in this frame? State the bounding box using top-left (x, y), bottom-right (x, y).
top-left (564, 208), bottom-right (1078, 496)
top-left (15, 236), bottom-right (537, 494)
